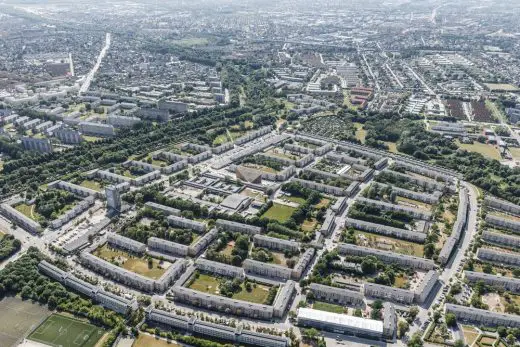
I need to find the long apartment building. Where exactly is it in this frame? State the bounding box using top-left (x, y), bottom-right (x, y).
top-left (167, 215), bottom-right (207, 233)
top-left (48, 180), bottom-right (100, 198)
top-left (465, 271), bottom-right (520, 294)
top-left (146, 308), bottom-right (290, 347)
top-left (147, 228), bottom-right (217, 257)
top-left (372, 182), bottom-right (442, 204)
top-left (445, 303), bottom-right (520, 328)
top-left (107, 233), bottom-right (147, 254)
top-left (79, 251), bottom-right (186, 292)
top-left (337, 243), bottom-right (436, 270)
top-left (485, 214), bottom-right (520, 233)
top-left (172, 286), bottom-right (274, 320)
top-left (363, 283), bottom-right (415, 304)
top-left (0, 199), bottom-right (43, 234)
top-left (216, 219), bottom-right (263, 235)
top-left (243, 259), bottom-right (293, 280)
top-left (253, 234), bottom-right (300, 253)
top-left (345, 218), bottom-right (427, 243)
top-left (382, 169), bottom-right (447, 193)
top-left (356, 197), bottom-right (432, 220)
top-left (38, 260), bottom-right (138, 315)
top-left (477, 248), bottom-right (520, 267)
top-left (144, 202), bottom-right (181, 216)
top-left (309, 283), bottom-right (364, 306)
top-left (195, 258), bottom-right (245, 279)
top-left (485, 196), bottom-right (520, 216)
top-left (482, 231), bottom-right (520, 249)
top-left (438, 188), bottom-right (469, 265)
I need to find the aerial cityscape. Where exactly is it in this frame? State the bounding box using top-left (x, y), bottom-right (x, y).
top-left (0, 0), bottom-right (520, 346)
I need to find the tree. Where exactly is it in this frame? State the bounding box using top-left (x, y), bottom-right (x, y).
top-left (433, 311), bottom-right (442, 323)
top-left (454, 340), bottom-right (464, 347)
top-left (409, 306), bottom-right (419, 320)
top-left (497, 326), bottom-right (507, 337)
top-left (398, 320), bottom-right (409, 338)
top-left (361, 256), bottom-right (377, 274)
top-left (506, 334), bottom-right (516, 346)
top-left (445, 313), bottom-right (457, 327)
top-left (303, 328), bottom-right (320, 341)
top-left (407, 332), bottom-right (423, 347)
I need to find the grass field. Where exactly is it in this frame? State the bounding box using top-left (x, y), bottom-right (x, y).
top-left (0, 297), bottom-right (52, 347)
top-left (462, 325), bottom-right (480, 346)
top-left (312, 301), bottom-right (346, 314)
top-left (188, 273), bottom-right (272, 304)
top-left (510, 147), bottom-right (520, 160)
top-left (133, 334), bottom-right (181, 347)
top-left (456, 140), bottom-right (502, 160)
top-left (78, 180), bottom-right (103, 191)
top-left (284, 195), bottom-right (306, 205)
top-left (28, 314), bottom-right (105, 347)
top-left (385, 142), bottom-right (398, 153)
top-left (94, 244), bottom-right (169, 279)
top-left (14, 203), bottom-right (42, 222)
top-left (354, 230), bottom-right (424, 257)
top-left (261, 203), bottom-right (296, 223)
top-left (315, 198), bottom-right (331, 209)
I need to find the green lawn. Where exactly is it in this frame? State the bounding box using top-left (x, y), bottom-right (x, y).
top-left (28, 314), bottom-right (105, 347)
top-left (456, 140), bottom-right (502, 160)
top-left (14, 203), bottom-right (41, 222)
top-left (78, 180), bottom-right (103, 191)
top-left (284, 195), bottom-right (306, 204)
top-left (94, 244), bottom-right (168, 280)
top-left (188, 273), bottom-right (221, 295)
top-left (354, 122), bottom-right (366, 143)
top-left (261, 203), bottom-right (296, 223)
top-left (82, 135), bottom-right (103, 142)
top-left (188, 273), bottom-right (272, 304)
top-left (312, 301), bottom-right (346, 314)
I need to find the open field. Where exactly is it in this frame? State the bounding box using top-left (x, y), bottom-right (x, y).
top-left (510, 147), bottom-right (520, 160)
top-left (315, 198), bottom-right (331, 209)
top-left (456, 140), bottom-right (502, 160)
top-left (261, 203), bottom-right (296, 223)
top-left (0, 296), bottom-right (52, 347)
top-left (473, 262), bottom-right (516, 278)
top-left (14, 203), bottom-right (41, 222)
top-left (188, 273), bottom-right (272, 304)
top-left (462, 325), bottom-right (480, 346)
top-left (301, 218), bottom-right (318, 232)
top-left (312, 301), bottom-right (346, 314)
top-left (78, 180), bottom-right (103, 191)
top-left (94, 244), bottom-right (169, 280)
top-left (354, 230), bottom-right (424, 257)
top-left (133, 334), bottom-right (181, 347)
top-left (283, 195), bottom-right (306, 205)
top-left (477, 335), bottom-right (497, 346)
top-left (28, 314), bottom-right (105, 347)
top-left (385, 142), bottom-right (398, 153)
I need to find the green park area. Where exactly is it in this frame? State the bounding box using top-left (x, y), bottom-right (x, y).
top-left (261, 203), bottom-right (296, 223)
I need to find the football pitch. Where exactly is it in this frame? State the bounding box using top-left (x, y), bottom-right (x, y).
top-left (28, 314), bottom-right (105, 347)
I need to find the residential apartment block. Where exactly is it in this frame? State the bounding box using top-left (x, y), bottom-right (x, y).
top-left (253, 234), bottom-right (300, 253)
top-left (309, 283), bottom-right (364, 306)
top-left (107, 233), bottom-right (147, 254)
top-left (243, 259), bottom-right (293, 280)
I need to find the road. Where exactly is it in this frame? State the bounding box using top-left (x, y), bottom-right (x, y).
top-left (79, 32), bottom-right (111, 95)
top-left (408, 182), bottom-right (480, 340)
top-left (404, 63), bottom-right (436, 96)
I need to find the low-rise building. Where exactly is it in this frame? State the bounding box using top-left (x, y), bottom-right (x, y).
top-left (477, 248), bottom-right (520, 267)
top-left (363, 283), bottom-right (415, 304)
top-left (215, 219), bottom-right (262, 235)
top-left (167, 215), bottom-right (206, 233)
top-left (465, 271), bottom-right (520, 294)
top-left (297, 308), bottom-right (385, 340)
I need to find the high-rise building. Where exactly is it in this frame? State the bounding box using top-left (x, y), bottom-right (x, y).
top-left (106, 185), bottom-right (121, 212)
